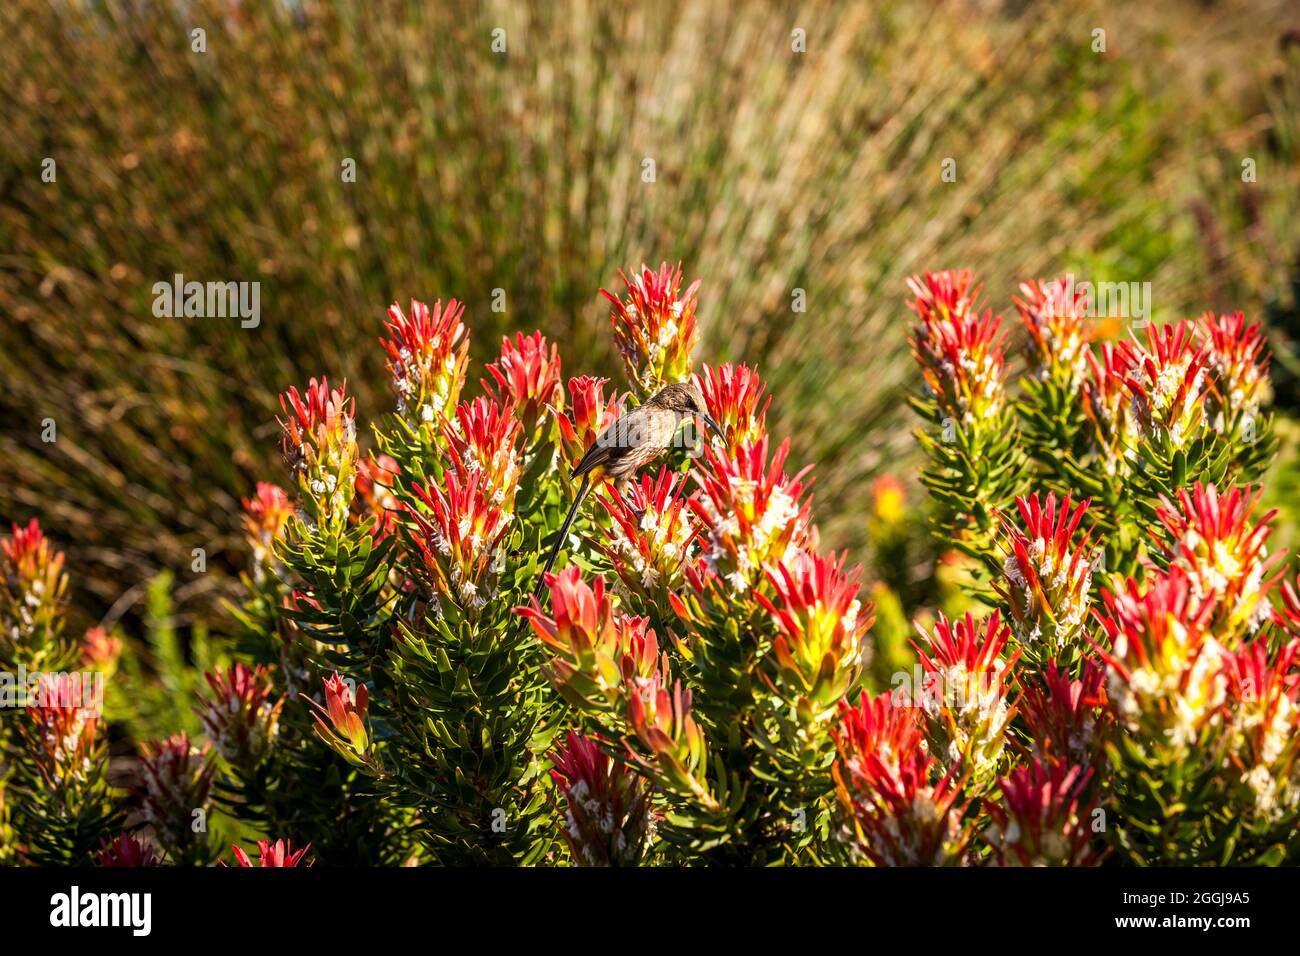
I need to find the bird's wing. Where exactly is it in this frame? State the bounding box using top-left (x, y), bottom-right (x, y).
top-left (573, 408), bottom-right (644, 479)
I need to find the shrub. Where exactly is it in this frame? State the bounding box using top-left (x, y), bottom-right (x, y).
top-left (3, 261), bottom-right (1300, 867)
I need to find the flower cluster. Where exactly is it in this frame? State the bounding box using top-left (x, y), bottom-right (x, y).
top-left (241, 482), bottom-right (294, 580)
top-left (381, 298), bottom-right (470, 427)
top-left (1199, 310), bottom-right (1270, 431)
top-left (595, 467), bottom-right (697, 601)
top-left (21, 672), bottom-right (101, 788)
top-left (1, 519), bottom-right (69, 667)
top-left (81, 626), bottom-right (122, 673)
top-left (229, 839), bottom-right (314, 867)
top-left (96, 833), bottom-right (161, 868)
top-left (1015, 660), bottom-right (1107, 770)
top-left (517, 567), bottom-right (666, 716)
top-left (306, 671), bottom-right (370, 763)
top-left (1014, 276), bottom-right (1092, 386)
top-left (135, 733), bottom-right (215, 860)
top-left (1150, 482), bottom-right (1280, 642)
top-left (998, 492), bottom-right (1096, 665)
top-left (353, 453), bottom-right (400, 539)
top-left (278, 377), bottom-right (359, 530)
top-left (1093, 569), bottom-right (1226, 753)
top-left (906, 269), bottom-right (1008, 427)
top-left (520, 568), bottom-right (718, 812)
top-left (755, 551), bottom-right (874, 726)
top-left (832, 692), bottom-right (969, 866)
top-left (1223, 639), bottom-right (1300, 823)
top-left (1120, 321), bottom-right (1209, 451)
top-left (443, 396), bottom-right (523, 518)
top-left (1081, 342), bottom-right (1138, 475)
top-left (196, 663), bottom-right (284, 769)
top-left (550, 731), bottom-right (652, 866)
top-left (694, 363), bottom-right (770, 448)
top-left (554, 375), bottom-right (622, 472)
top-left (688, 437), bottom-right (812, 596)
top-left (603, 262), bottom-right (701, 397)
top-left (484, 330), bottom-right (564, 438)
top-left (405, 471), bottom-right (510, 614)
top-left (984, 759), bottom-right (1101, 866)
top-left (910, 611), bottom-right (1018, 785)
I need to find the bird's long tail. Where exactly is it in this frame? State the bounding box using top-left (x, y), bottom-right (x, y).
top-left (534, 474), bottom-right (591, 598)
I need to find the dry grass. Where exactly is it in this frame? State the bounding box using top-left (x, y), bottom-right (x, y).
top-left (1, 0), bottom-right (1296, 629)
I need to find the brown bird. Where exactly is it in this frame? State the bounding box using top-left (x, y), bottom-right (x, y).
top-left (535, 381), bottom-right (723, 594)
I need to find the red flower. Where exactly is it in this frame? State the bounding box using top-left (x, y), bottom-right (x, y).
top-left (1093, 569), bottom-right (1226, 749)
top-left (136, 733), bottom-right (215, 855)
top-left (550, 731), bottom-right (652, 866)
top-left (241, 482), bottom-right (294, 575)
top-left (1015, 659), bottom-right (1107, 769)
top-left (906, 270), bottom-right (1008, 426)
top-left (693, 363), bottom-right (770, 448)
top-left (1, 518), bottom-right (69, 663)
top-left (516, 567), bottom-right (666, 714)
top-left (687, 437), bottom-right (812, 597)
top-left (832, 691), bottom-right (969, 866)
top-left (1151, 482), bottom-right (1281, 642)
top-left (1224, 638), bottom-right (1299, 782)
top-left (228, 839), bottom-right (314, 867)
top-left (443, 396), bottom-right (523, 517)
top-left (1121, 321), bottom-right (1210, 449)
top-left (1198, 310), bottom-right (1271, 430)
top-left (1081, 342), bottom-right (1138, 474)
top-left (595, 466), bottom-right (698, 599)
top-left (997, 492), bottom-right (1096, 662)
top-left (22, 671), bottom-right (103, 786)
top-left (554, 375), bottom-right (622, 472)
top-left (755, 551), bottom-right (875, 721)
top-left (910, 611), bottom-right (1018, 780)
top-left (602, 262), bottom-right (701, 397)
top-left (484, 330), bottom-right (563, 437)
top-left (278, 378), bottom-right (359, 528)
top-left (1014, 276), bottom-right (1092, 385)
top-left (986, 759), bottom-right (1101, 866)
top-left (380, 298), bottom-right (470, 426)
top-left (96, 833), bottom-right (161, 867)
top-left (306, 672), bottom-right (370, 760)
top-left (196, 663), bottom-right (284, 769)
top-left (405, 471), bottom-right (509, 612)
top-left (625, 673), bottom-right (718, 810)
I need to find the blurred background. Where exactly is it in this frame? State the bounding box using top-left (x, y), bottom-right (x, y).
top-left (2, 0), bottom-right (1299, 658)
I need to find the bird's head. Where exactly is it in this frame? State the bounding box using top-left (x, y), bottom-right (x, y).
top-left (648, 382), bottom-right (725, 442)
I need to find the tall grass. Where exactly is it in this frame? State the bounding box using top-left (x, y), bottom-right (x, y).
top-left (1, 0), bottom-right (1297, 628)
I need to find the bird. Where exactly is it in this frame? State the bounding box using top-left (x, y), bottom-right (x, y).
top-left (535, 381), bottom-right (724, 594)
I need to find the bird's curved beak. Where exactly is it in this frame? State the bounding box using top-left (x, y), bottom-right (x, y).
top-left (700, 413), bottom-right (725, 442)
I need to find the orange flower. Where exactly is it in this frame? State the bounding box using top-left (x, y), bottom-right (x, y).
top-left (516, 567), bottom-right (667, 714)
top-left (306, 672), bottom-right (370, 760)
